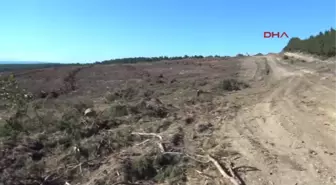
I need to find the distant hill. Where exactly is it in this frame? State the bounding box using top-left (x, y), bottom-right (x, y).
top-left (0, 61), bottom-right (48, 64)
top-left (0, 62), bottom-right (80, 73)
top-left (0, 55), bottom-right (227, 72)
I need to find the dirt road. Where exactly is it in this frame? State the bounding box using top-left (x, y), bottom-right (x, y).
top-left (214, 54), bottom-right (336, 185)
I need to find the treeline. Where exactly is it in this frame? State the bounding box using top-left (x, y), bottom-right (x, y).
top-left (97, 55), bottom-right (223, 64)
top-left (283, 28), bottom-right (336, 56)
top-left (0, 55), bottom-right (228, 72)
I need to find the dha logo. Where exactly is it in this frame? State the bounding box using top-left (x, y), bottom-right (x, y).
top-left (264, 32), bottom-right (289, 38)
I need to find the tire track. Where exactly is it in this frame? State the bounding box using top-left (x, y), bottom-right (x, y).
top-left (222, 55), bottom-right (336, 185)
top-left (37, 65), bottom-right (94, 98)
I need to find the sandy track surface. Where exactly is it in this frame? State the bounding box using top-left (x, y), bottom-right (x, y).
top-left (213, 54), bottom-right (336, 185)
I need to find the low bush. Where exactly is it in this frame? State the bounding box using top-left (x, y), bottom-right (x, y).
top-left (220, 79), bottom-right (249, 91)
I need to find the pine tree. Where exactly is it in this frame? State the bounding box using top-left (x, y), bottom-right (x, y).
top-left (283, 28), bottom-right (336, 56)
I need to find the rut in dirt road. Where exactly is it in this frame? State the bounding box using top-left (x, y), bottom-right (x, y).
top-left (38, 65), bottom-right (94, 98)
top-left (214, 55), bottom-right (336, 185)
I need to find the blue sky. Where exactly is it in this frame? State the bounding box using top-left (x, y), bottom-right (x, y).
top-left (0, 0), bottom-right (335, 63)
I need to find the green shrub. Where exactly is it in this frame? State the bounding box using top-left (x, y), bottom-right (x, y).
top-left (0, 74), bottom-right (32, 110)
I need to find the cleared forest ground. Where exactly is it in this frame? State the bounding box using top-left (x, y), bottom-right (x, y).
top-left (0, 53), bottom-right (335, 185)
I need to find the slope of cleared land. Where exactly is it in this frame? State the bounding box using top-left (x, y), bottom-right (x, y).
top-left (0, 53), bottom-right (335, 185)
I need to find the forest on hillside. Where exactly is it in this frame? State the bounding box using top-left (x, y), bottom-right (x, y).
top-left (283, 28), bottom-right (336, 56)
top-left (97, 55), bottom-right (211, 64)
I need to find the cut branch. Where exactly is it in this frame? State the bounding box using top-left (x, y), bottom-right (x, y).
top-left (135, 139), bottom-right (150, 146)
top-left (131, 132), bottom-right (163, 140)
top-left (131, 132), bottom-right (165, 152)
top-left (156, 141), bottom-right (165, 152)
top-left (207, 155), bottom-right (242, 185)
